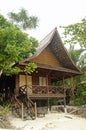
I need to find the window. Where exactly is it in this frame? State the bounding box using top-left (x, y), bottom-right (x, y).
top-left (39, 77), bottom-right (46, 86)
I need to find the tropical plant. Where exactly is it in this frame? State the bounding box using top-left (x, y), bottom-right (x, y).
top-left (0, 14), bottom-right (38, 76)
top-left (61, 17), bottom-right (86, 105)
top-left (8, 8), bottom-right (39, 30)
top-left (61, 17), bottom-right (86, 71)
top-left (61, 17), bottom-right (86, 49)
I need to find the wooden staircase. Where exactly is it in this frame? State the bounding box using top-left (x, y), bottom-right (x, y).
top-left (11, 87), bottom-right (37, 120)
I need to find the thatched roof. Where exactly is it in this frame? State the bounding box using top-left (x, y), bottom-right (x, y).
top-left (20, 27), bottom-right (81, 76)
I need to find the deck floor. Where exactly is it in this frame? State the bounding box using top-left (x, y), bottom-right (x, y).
top-left (28, 93), bottom-right (65, 98)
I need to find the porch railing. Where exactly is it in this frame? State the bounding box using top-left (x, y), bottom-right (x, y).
top-left (26, 85), bottom-right (65, 95)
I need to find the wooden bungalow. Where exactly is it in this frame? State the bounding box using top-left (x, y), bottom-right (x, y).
top-left (0, 28), bottom-right (81, 119)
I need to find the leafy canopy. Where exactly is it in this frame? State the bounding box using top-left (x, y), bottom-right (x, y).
top-left (61, 17), bottom-right (86, 72)
top-left (8, 8), bottom-right (39, 30)
top-left (61, 17), bottom-right (86, 105)
top-left (0, 14), bottom-right (38, 75)
top-left (62, 17), bottom-right (86, 49)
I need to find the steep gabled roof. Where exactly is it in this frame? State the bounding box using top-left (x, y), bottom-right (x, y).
top-left (20, 27), bottom-right (81, 74)
top-left (21, 27), bottom-right (56, 61)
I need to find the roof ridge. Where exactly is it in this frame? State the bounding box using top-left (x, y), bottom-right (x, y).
top-left (39, 27), bottom-right (57, 44)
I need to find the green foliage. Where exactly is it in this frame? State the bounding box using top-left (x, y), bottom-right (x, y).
top-left (3, 67), bottom-right (21, 76)
top-left (63, 48), bottom-right (86, 106)
top-left (61, 19), bottom-right (86, 106)
top-left (24, 62), bottom-right (37, 74)
top-left (61, 17), bottom-right (86, 48)
top-left (0, 104), bottom-right (11, 114)
top-left (67, 44), bottom-right (86, 69)
top-left (73, 83), bottom-right (86, 106)
top-left (61, 17), bottom-right (86, 71)
top-left (50, 99), bottom-right (57, 105)
top-left (74, 98), bottom-right (83, 106)
top-left (0, 14), bottom-right (38, 76)
top-left (76, 84), bottom-right (86, 97)
top-left (8, 8), bottom-right (39, 30)
top-left (81, 91), bottom-right (86, 96)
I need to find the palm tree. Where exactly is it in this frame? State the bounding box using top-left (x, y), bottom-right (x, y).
top-left (68, 44), bottom-right (85, 66)
top-left (8, 8), bottom-right (39, 30)
top-left (64, 44), bottom-right (86, 104)
top-left (68, 44), bottom-right (86, 75)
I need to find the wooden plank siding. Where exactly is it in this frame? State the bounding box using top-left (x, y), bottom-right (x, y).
top-left (30, 47), bottom-right (62, 67)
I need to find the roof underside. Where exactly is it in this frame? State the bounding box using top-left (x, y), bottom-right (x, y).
top-left (36, 63), bottom-right (81, 81)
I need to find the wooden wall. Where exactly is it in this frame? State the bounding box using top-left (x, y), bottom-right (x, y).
top-left (30, 47), bottom-right (62, 67)
top-left (15, 47), bottom-right (61, 95)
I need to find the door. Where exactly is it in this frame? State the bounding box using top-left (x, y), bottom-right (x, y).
top-left (27, 76), bottom-right (32, 94)
top-left (19, 75), bottom-right (32, 94)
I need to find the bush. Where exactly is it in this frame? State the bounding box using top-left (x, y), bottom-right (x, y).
top-left (0, 104), bottom-right (11, 115)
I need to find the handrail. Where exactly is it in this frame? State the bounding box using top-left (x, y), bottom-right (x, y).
top-left (15, 96), bottom-right (22, 106)
top-left (11, 93), bottom-right (37, 120)
top-left (18, 86), bottom-right (37, 119)
top-left (11, 95), bottom-right (24, 120)
top-left (27, 97), bottom-right (37, 119)
top-left (28, 97), bottom-right (35, 106)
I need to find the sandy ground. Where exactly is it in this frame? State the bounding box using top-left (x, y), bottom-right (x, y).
top-left (0, 112), bottom-right (86, 130)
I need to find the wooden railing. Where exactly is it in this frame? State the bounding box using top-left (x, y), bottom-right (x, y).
top-left (49, 86), bottom-right (64, 94)
top-left (19, 85), bottom-right (65, 96)
top-left (11, 95), bottom-right (24, 120)
top-left (26, 85), bottom-right (65, 95)
top-left (19, 87), bottom-right (37, 119)
top-left (19, 85), bottom-right (27, 95)
top-left (28, 98), bottom-right (37, 119)
top-left (11, 93), bottom-right (37, 120)
top-left (14, 85), bottom-right (65, 119)
top-left (32, 85), bottom-right (47, 94)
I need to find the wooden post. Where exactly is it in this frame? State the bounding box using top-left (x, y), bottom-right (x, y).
top-left (47, 97), bottom-right (50, 113)
top-left (15, 75), bottom-right (19, 96)
top-left (25, 74), bottom-right (28, 96)
top-left (34, 102), bottom-right (37, 118)
top-left (63, 76), bottom-right (67, 113)
top-left (46, 74), bottom-right (50, 113)
top-left (64, 97), bottom-right (67, 113)
top-left (21, 103), bottom-right (24, 120)
top-left (46, 75), bottom-right (48, 94)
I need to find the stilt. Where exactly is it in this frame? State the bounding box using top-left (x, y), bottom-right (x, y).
top-left (64, 97), bottom-right (67, 113)
top-left (47, 97), bottom-right (50, 113)
top-left (21, 103), bottom-right (24, 120)
top-left (34, 102), bottom-right (37, 118)
top-left (62, 76), bottom-right (67, 113)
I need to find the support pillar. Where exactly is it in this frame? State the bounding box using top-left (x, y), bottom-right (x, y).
top-left (46, 74), bottom-right (50, 113)
top-left (64, 97), bottom-right (67, 113)
top-left (63, 76), bottom-right (67, 113)
top-left (15, 75), bottom-right (19, 96)
top-left (47, 97), bottom-right (50, 113)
